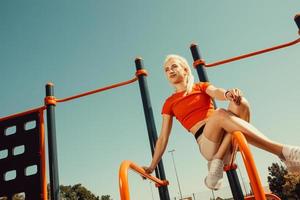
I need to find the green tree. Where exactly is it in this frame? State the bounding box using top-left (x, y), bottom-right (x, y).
top-left (100, 195), bottom-right (112, 200)
top-left (282, 172), bottom-right (300, 199)
top-left (267, 163), bottom-right (288, 199)
top-left (47, 183), bottom-right (105, 200)
top-left (1, 184), bottom-right (111, 200)
top-left (267, 162), bottom-right (300, 199)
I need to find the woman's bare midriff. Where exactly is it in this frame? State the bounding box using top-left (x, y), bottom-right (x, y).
top-left (189, 119), bottom-right (207, 135)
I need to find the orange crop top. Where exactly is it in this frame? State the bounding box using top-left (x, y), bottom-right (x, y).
top-left (161, 82), bottom-right (215, 131)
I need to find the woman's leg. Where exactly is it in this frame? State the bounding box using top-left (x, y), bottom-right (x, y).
top-left (212, 97), bottom-right (251, 161)
top-left (203, 98), bottom-right (284, 158)
top-left (203, 97), bottom-right (300, 190)
top-left (203, 98), bottom-right (251, 190)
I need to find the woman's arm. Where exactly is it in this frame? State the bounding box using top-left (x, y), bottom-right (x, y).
top-left (205, 85), bottom-right (227, 100)
top-left (143, 114), bottom-right (173, 174)
top-left (206, 84), bottom-right (243, 104)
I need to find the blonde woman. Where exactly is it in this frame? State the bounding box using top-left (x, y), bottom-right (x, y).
top-left (143, 54), bottom-right (300, 190)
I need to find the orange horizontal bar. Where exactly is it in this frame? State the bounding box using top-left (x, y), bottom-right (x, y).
top-left (0, 106), bottom-right (46, 122)
top-left (119, 160), bottom-right (169, 200)
top-left (205, 38), bottom-right (300, 68)
top-left (232, 131), bottom-right (267, 200)
top-left (56, 77), bottom-right (139, 104)
top-left (55, 70), bottom-right (148, 104)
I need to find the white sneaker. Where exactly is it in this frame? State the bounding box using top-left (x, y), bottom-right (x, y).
top-left (282, 145), bottom-right (300, 172)
top-left (284, 160), bottom-right (300, 173)
top-left (204, 159), bottom-right (224, 190)
top-left (283, 145), bottom-right (300, 161)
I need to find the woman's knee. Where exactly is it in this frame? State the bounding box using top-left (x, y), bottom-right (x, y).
top-left (228, 97), bottom-right (251, 120)
top-left (240, 97), bottom-right (250, 111)
top-left (212, 108), bottom-right (229, 120)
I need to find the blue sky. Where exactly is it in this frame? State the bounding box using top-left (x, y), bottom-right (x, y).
top-left (1, 1), bottom-right (300, 199)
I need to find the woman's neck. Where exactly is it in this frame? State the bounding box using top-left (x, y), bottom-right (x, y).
top-left (174, 82), bottom-right (187, 93)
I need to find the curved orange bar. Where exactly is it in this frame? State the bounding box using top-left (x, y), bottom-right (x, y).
top-left (119, 160), bottom-right (169, 200)
top-left (232, 131), bottom-right (267, 200)
top-left (205, 38), bottom-right (300, 68)
top-left (244, 193), bottom-right (281, 200)
top-left (265, 193), bottom-right (281, 200)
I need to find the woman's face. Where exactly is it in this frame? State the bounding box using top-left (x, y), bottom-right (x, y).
top-left (164, 58), bottom-right (188, 84)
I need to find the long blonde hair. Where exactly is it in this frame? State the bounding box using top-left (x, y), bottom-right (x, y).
top-left (163, 54), bottom-right (195, 94)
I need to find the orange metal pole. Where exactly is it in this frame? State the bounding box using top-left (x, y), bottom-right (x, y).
top-left (39, 109), bottom-right (48, 200)
top-left (232, 131), bottom-right (267, 200)
top-left (55, 70), bottom-right (147, 104)
top-left (205, 38), bottom-right (300, 68)
top-left (119, 160), bottom-right (169, 200)
top-left (56, 77), bottom-right (138, 103)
